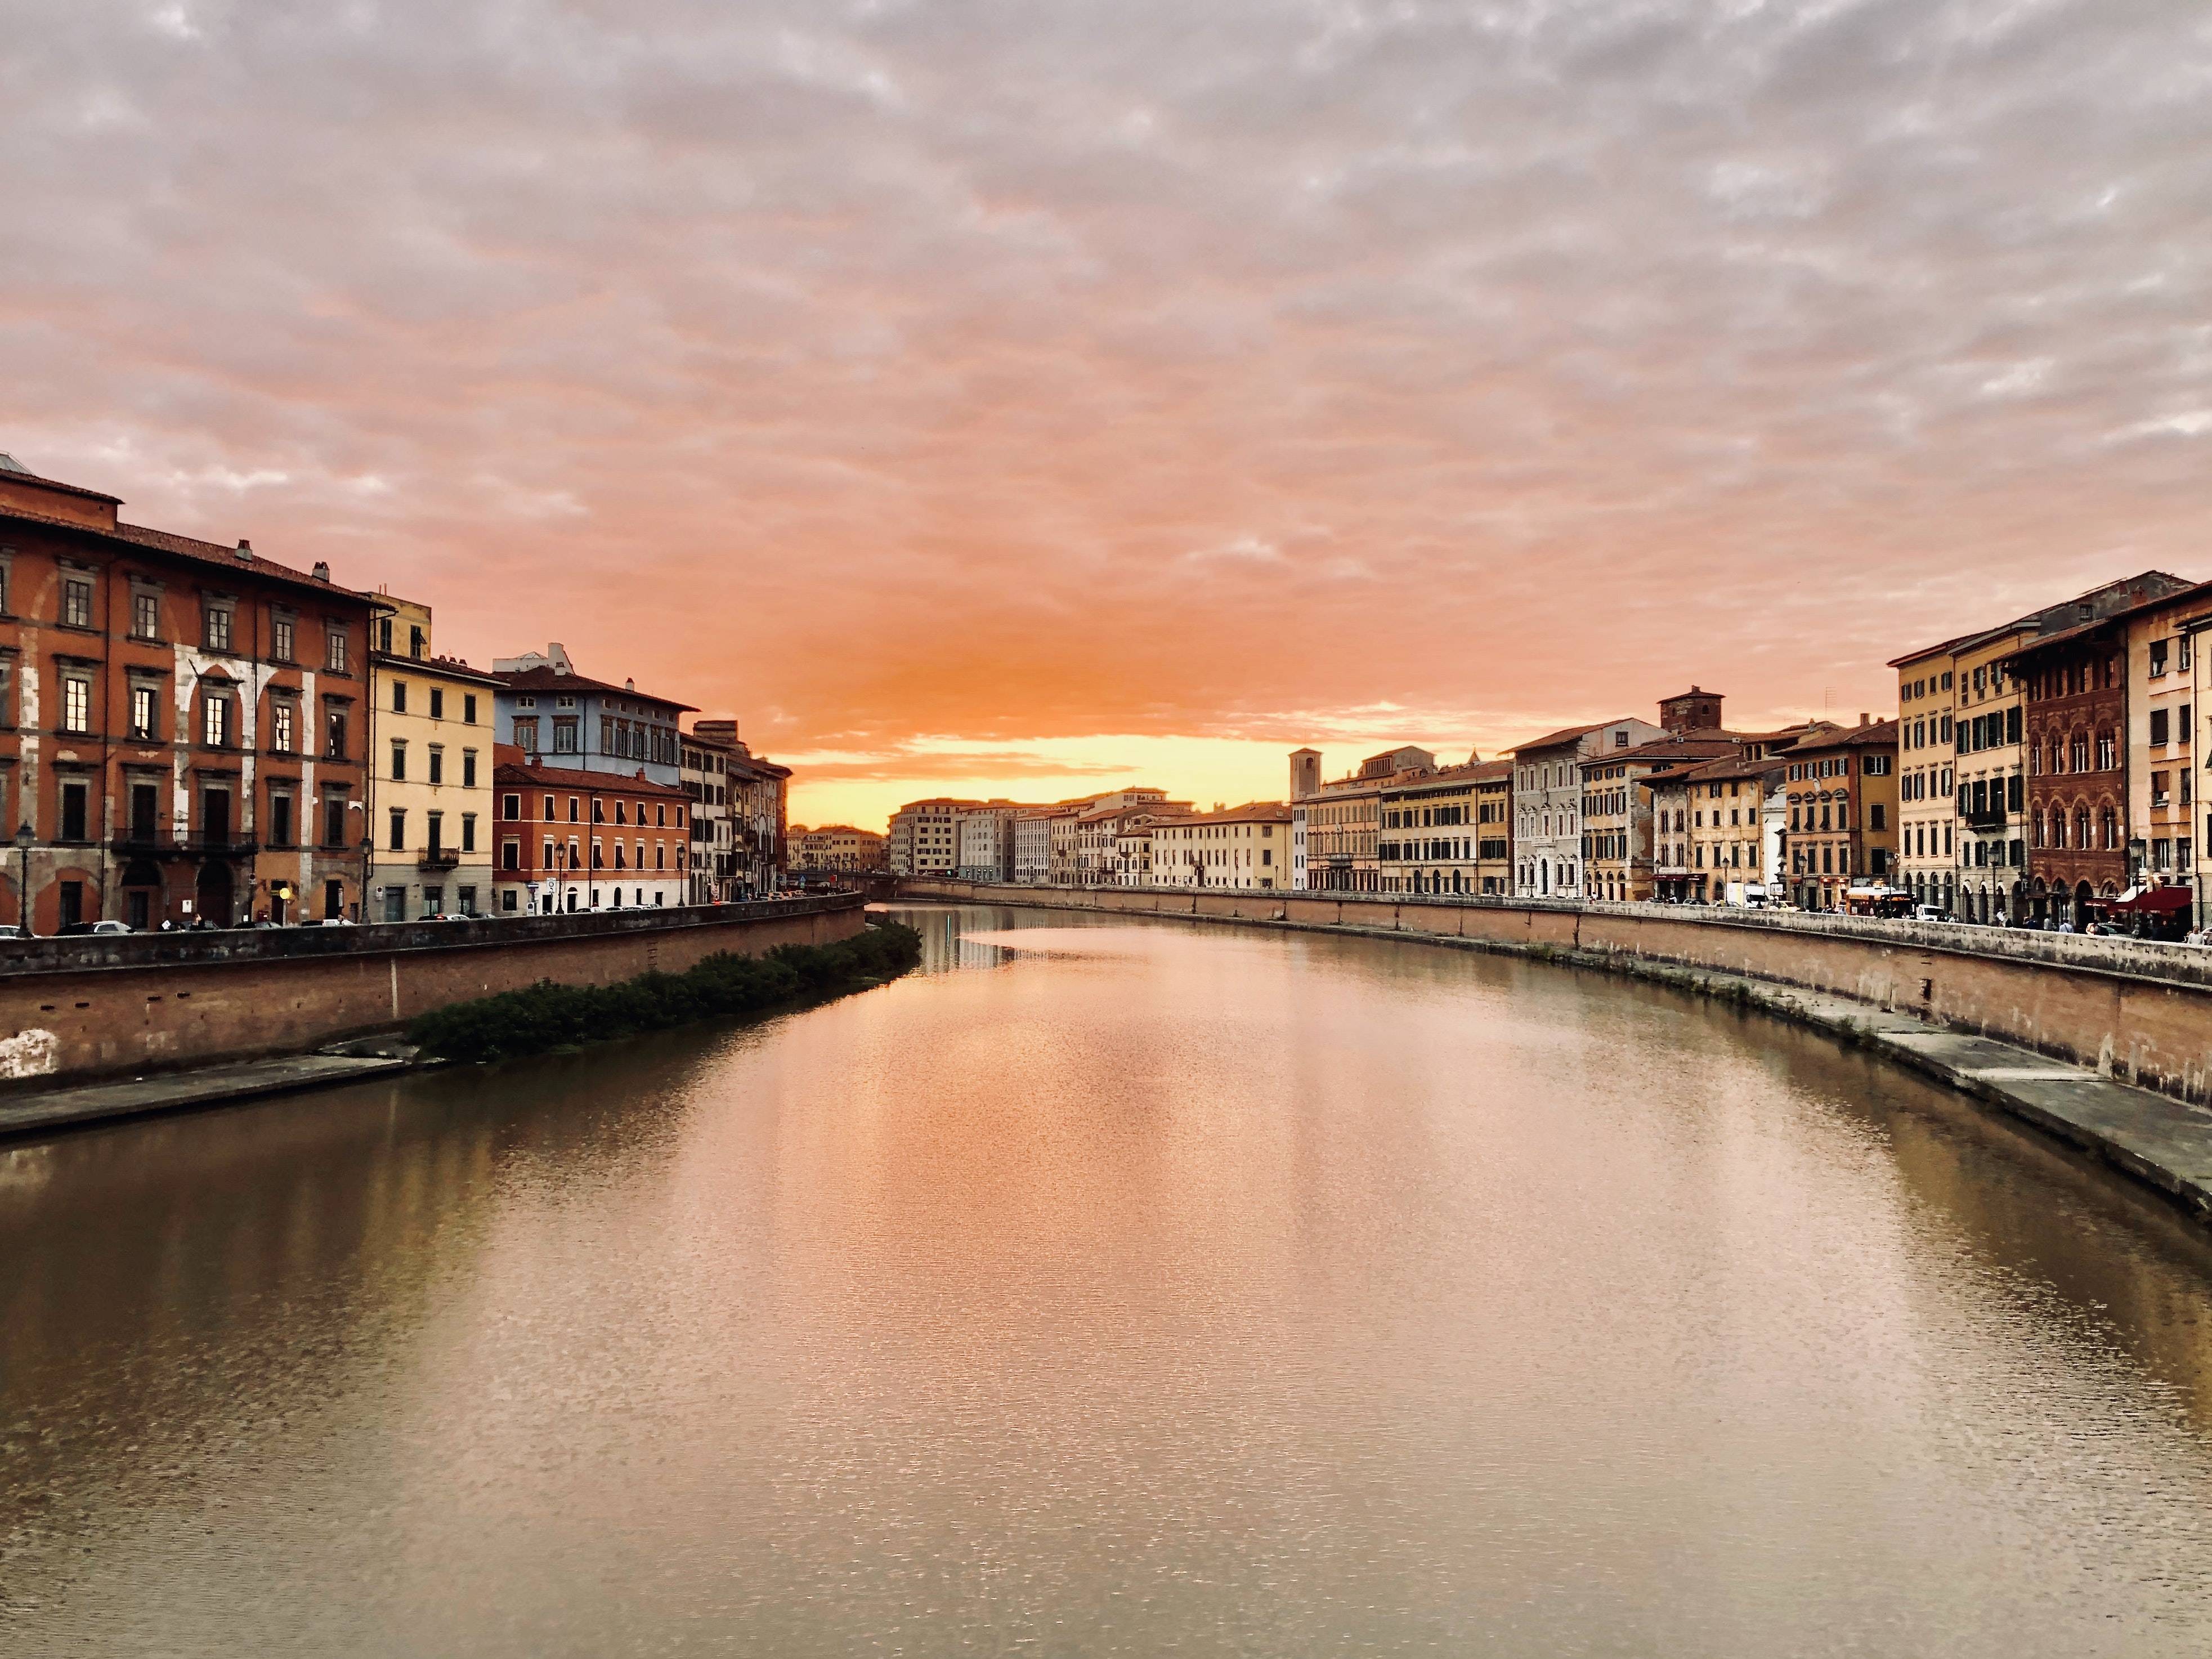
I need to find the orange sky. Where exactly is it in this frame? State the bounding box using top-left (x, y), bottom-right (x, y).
top-left (8, 2), bottom-right (2210, 831)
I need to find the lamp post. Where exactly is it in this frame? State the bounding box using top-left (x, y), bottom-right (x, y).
top-left (14, 821), bottom-right (33, 937)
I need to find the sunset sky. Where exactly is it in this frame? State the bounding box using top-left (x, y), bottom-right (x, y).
top-left (8, 1), bottom-right (2210, 830)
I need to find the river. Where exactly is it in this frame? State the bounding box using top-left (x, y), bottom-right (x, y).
top-left (5, 902), bottom-right (2212, 1655)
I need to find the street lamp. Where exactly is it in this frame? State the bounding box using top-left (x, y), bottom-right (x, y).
top-left (14, 821), bottom-right (33, 937)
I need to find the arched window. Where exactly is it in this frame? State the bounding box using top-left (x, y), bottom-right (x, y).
top-left (2069, 732), bottom-right (2089, 773)
top-left (2099, 807), bottom-right (2117, 850)
top-left (2075, 808), bottom-right (2092, 850)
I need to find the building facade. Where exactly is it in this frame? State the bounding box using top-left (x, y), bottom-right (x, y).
top-left (1013, 807), bottom-right (1071, 884)
top-left (1152, 802), bottom-right (1291, 890)
top-left (366, 596), bottom-right (499, 921)
top-left (492, 749), bottom-right (690, 914)
top-left (955, 802), bottom-right (1022, 882)
top-left (681, 730), bottom-right (736, 902)
top-left (1511, 718), bottom-right (1662, 898)
top-left (1782, 720), bottom-right (1900, 911)
top-left (888, 798), bottom-right (975, 877)
top-left (1582, 734), bottom-right (1740, 901)
top-left (2126, 586), bottom-right (2211, 914)
top-left (491, 643), bottom-right (691, 789)
top-left (1378, 762), bottom-right (1488, 896)
top-left (1298, 745), bottom-right (1435, 893)
top-left (692, 719), bottom-right (787, 897)
top-left (0, 455), bottom-right (373, 931)
top-left (791, 825), bottom-right (886, 874)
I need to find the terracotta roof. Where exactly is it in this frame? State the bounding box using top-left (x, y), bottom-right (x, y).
top-left (0, 459), bottom-right (122, 504)
top-left (1592, 736), bottom-right (1741, 766)
top-left (1781, 718), bottom-right (1900, 753)
top-left (493, 759), bottom-right (691, 799)
top-left (1509, 721), bottom-right (1607, 755)
top-left (1149, 801), bottom-right (1292, 827)
top-left (494, 663), bottom-right (697, 712)
top-left (0, 504), bottom-right (374, 602)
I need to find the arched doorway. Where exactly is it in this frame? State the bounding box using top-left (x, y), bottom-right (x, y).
top-left (195, 860), bottom-right (236, 928)
top-left (2072, 880), bottom-right (2094, 929)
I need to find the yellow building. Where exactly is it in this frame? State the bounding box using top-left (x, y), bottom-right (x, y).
top-left (1152, 802), bottom-right (1292, 890)
top-left (368, 595), bottom-right (500, 920)
top-left (1297, 745), bottom-right (1436, 893)
top-left (1379, 761), bottom-right (1488, 895)
top-left (791, 825), bottom-right (886, 871)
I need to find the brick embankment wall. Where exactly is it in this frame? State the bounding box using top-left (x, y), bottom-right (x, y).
top-left (894, 881), bottom-right (2212, 1108)
top-left (0, 896), bottom-right (866, 1088)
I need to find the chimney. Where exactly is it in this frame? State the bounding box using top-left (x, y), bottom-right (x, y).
top-left (625, 678), bottom-right (635, 692)
top-left (235, 538), bottom-right (254, 562)
top-left (1858, 712), bottom-right (1869, 727)
top-left (311, 560), bottom-right (330, 582)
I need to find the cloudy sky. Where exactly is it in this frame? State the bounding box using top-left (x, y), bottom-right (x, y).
top-left (7, 1), bottom-right (2210, 826)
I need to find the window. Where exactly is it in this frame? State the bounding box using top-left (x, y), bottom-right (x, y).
top-left (426, 811), bottom-right (444, 853)
top-left (60, 780), bottom-right (88, 842)
top-left (409, 624), bottom-right (426, 659)
top-left (268, 792), bottom-right (294, 848)
top-left (462, 813), bottom-right (477, 853)
top-left (389, 808), bottom-right (406, 851)
top-left (62, 575), bottom-right (93, 628)
top-left (272, 615), bottom-right (295, 661)
top-left (132, 590), bottom-right (161, 640)
top-left (429, 687), bottom-right (444, 721)
top-left (463, 693), bottom-right (478, 725)
top-left (2152, 709), bottom-right (2171, 746)
top-left (503, 839), bottom-right (522, 871)
top-left (326, 709), bottom-right (348, 759)
top-left (553, 717), bottom-right (578, 754)
top-left (271, 700), bottom-right (295, 753)
top-left (203, 602), bottom-right (234, 651)
top-left (326, 629), bottom-right (348, 673)
top-left (393, 681), bottom-right (408, 714)
top-left (462, 749), bottom-right (477, 788)
top-left (61, 675), bottom-right (91, 734)
top-left (2097, 731), bottom-right (2116, 771)
top-left (324, 795), bottom-right (348, 847)
top-left (428, 746), bottom-right (444, 785)
top-left (378, 618), bottom-right (394, 654)
top-left (514, 717), bottom-right (539, 754)
top-left (2151, 639), bottom-right (2171, 678)
top-left (503, 793), bottom-right (522, 820)
top-left (129, 782), bottom-right (159, 842)
top-left (390, 740), bottom-right (407, 781)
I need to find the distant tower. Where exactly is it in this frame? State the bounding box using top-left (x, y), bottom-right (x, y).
top-left (1658, 686), bottom-right (1725, 733)
top-left (1289, 748), bottom-right (1321, 801)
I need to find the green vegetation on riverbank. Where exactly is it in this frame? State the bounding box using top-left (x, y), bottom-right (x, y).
top-left (407, 921), bottom-right (923, 1063)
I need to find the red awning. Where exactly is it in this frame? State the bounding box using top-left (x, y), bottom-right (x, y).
top-left (2115, 886), bottom-right (2194, 914)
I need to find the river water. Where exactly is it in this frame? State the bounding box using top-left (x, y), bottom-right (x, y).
top-left (5, 903), bottom-right (2212, 1655)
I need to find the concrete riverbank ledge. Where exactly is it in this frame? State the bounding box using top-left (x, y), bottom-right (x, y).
top-left (897, 880), bottom-right (2212, 1226)
top-left (0, 894), bottom-right (867, 1092)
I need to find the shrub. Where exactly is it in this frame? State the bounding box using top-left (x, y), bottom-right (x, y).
top-left (408, 920), bottom-right (922, 1063)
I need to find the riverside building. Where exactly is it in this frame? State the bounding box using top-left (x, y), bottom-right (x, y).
top-left (1512, 718), bottom-right (1662, 898)
top-left (888, 798), bottom-right (975, 877)
top-left (1296, 745), bottom-right (1435, 893)
top-left (1151, 802), bottom-right (1291, 891)
top-left (491, 643), bottom-right (691, 790)
top-left (366, 596), bottom-right (499, 921)
top-left (0, 453), bottom-right (373, 930)
top-left (492, 747), bottom-right (690, 914)
top-left (1379, 760), bottom-right (1489, 896)
top-left (1782, 719), bottom-right (1899, 911)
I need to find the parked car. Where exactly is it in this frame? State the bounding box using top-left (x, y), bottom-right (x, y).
top-left (56, 919), bottom-right (135, 936)
top-left (0, 923), bottom-right (27, 940)
top-left (1910, 905), bottom-right (1949, 923)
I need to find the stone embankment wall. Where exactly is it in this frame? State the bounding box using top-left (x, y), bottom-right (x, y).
top-left (897, 880), bottom-right (2212, 1107)
top-left (0, 896), bottom-right (866, 1088)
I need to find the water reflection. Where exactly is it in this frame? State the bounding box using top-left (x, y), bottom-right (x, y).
top-left (3, 902), bottom-right (2211, 1655)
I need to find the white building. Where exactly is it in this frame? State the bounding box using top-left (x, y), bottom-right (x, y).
top-left (1511, 717), bottom-right (1663, 897)
top-left (1013, 807), bottom-right (1072, 884)
top-left (888, 798), bottom-right (975, 877)
top-left (954, 803), bottom-right (1022, 882)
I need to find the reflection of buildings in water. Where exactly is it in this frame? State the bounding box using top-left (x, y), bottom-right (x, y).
top-left (1766, 1030), bottom-right (2212, 1433)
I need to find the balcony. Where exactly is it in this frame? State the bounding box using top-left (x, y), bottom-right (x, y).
top-left (1962, 802), bottom-right (2008, 830)
top-left (418, 849), bottom-right (463, 872)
